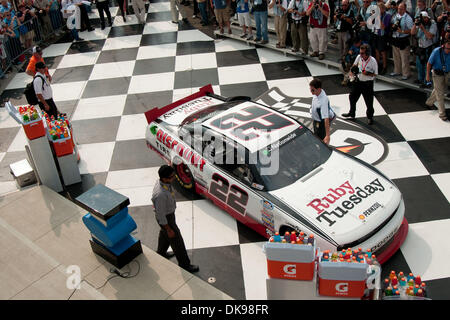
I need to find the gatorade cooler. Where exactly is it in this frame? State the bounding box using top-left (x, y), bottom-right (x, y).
top-left (264, 242), bottom-right (316, 281)
top-left (23, 118), bottom-right (46, 140)
top-left (318, 258), bottom-right (368, 298)
top-left (53, 135), bottom-right (74, 157)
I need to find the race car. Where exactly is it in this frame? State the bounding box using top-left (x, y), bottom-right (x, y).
top-left (145, 85), bottom-right (408, 264)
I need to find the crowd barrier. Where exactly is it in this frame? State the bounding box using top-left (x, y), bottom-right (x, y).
top-left (1, 7), bottom-right (65, 78)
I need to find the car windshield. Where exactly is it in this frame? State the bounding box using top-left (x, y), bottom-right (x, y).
top-left (254, 127), bottom-right (332, 191)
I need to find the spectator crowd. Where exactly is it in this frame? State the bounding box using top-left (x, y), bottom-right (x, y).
top-left (194, 0), bottom-right (450, 120)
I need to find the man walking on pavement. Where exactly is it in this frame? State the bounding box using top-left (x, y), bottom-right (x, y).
top-left (152, 165), bottom-right (199, 273)
top-left (425, 41), bottom-right (450, 121)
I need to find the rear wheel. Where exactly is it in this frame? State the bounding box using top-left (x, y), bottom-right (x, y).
top-left (174, 162), bottom-right (194, 191)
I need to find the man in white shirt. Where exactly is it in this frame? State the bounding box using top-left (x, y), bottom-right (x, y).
top-left (342, 44), bottom-right (378, 125)
top-left (34, 61), bottom-right (60, 118)
top-left (309, 78), bottom-right (333, 144)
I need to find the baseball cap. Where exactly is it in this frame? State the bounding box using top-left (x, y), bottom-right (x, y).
top-left (32, 46), bottom-right (42, 54)
top-left (420, 11), bottom-right (429, 18)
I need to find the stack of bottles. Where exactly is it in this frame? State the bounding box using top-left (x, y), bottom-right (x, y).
top-left (18, 105), bottom-right (40, 123)
top-left (44, 112), bottom-right (70, 141)
top-left (269, 231), bottom-right (315, 246)
top-left (43, 112), bottom-right (74, 157)
top-left (320, 247), bottom-right (377, 265)
top-left (383, 271), bottom-right (427, 298)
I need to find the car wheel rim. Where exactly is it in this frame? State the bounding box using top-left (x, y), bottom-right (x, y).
top-left (176, 163), bottom-right (192, 185)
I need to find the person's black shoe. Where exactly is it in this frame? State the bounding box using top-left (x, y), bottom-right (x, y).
top-left (76, 37), bottom-right (84, 42)
top-left (342, 112), bottom-right (355, 119)
top-left (367, 118), bottom-right (374, 125)
top-left (163, 252), bottom-right (175, 259)
top-left (87, 27), bottom-right (94, 32)
top-left (182, 17), bottom-right (188, 23)
top-left (101, 24), bottom-right (105, 30)
top-left (183, 264), bottom-right (200, 273)
top-left (171, 20), bottom-right (178, 24)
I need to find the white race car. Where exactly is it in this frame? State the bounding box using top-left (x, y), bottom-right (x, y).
top-left (145, 85), bottom-right (408, 264)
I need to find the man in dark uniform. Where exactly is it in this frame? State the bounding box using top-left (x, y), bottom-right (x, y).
top-left (151, 165), bottom-right (199, 273)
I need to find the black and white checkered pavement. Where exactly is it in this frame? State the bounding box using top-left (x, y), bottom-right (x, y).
top-left (0, 0), bottom-right (449, 299)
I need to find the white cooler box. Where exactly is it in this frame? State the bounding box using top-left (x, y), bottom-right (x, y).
top-left (10, 159), bottom-right (37, 188)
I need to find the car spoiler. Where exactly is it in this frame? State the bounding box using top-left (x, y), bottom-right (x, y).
top-left (144, 84), bottom-right (215, 124)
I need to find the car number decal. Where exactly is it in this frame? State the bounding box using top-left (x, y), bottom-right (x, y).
top-left (209, 105), bottom-right (295, 141)
top-left (209, 173), bottom-right (249, 216)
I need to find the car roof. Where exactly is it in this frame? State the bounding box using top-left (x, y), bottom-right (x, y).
top-left (201, 100), bottom-right (301, 154)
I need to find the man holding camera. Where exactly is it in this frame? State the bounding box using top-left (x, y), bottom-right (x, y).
top-left (306, 0), bottom-right (329, 60)
top-left (390, 2), bottom-right (414, 80)
top-left (425, 40), bottom-right (450, 121)
top-left (335, 0), bottom-right (354, 62)
top-left (288, 0), bottom-right (309, 54)
top-left (355, 0), bottom-right (373, 45)
top-left (412, 11), bottom-right (438, 87)
top-left (342, 44), bottom-right (378, 125)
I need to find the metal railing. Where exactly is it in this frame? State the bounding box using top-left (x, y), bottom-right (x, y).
top-left (1, 6), bottom-right (65, 78)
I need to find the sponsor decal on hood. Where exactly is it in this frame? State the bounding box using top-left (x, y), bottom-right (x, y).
top-left (307, 178), bottom-right (386, 227)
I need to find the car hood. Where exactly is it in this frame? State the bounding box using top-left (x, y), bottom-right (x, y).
top-left (269, 151), bottom-right (401, 245)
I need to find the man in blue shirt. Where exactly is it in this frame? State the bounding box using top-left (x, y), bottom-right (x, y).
top-left (425, 41), bottom-right (450, 121)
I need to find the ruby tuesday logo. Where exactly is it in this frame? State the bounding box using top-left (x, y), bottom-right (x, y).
top-left (307, 179), bottom-right (386, 226)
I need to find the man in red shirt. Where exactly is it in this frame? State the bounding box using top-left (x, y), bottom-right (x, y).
top-left (306, 0), bottom-right (329, 60)
top-left (26, 46), bottom-right (52, 82)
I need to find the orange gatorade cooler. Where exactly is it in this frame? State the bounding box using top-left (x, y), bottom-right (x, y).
top-left (23, 118), bottom-right (46, 140)
top-left (318, 258), bottom-right (368, 298)
top-left (263, 241), bottom-right (316, 281)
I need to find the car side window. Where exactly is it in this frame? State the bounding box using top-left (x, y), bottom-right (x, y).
top-left (232, 164), bottom-right (254, 186)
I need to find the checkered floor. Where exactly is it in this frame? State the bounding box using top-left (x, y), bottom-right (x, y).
top-left (1, 0), bottom-right (449, 300)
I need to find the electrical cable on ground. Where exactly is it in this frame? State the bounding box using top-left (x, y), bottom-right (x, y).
top-left (67, 259), bottom-right (141, 300)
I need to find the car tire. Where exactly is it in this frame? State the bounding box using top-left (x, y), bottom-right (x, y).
top-left (173, 161), bottom-right (195, 191)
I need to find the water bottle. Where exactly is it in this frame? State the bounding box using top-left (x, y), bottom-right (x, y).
top-left (307, 234), bottom-right (314, 245)
top-left (273, 232), bottom-right (281, 242)
top-left (290, 231), bottom-right (297, 242)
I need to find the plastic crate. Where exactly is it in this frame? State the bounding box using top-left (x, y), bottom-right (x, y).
top-left (52, 136), bottom-right (74, 157)
top-left (23, 118), bottom-right (46, 140)
top-left (318, 258), bottom-right (368, 298)
top-left (264, 241), bottom-right (316, 281)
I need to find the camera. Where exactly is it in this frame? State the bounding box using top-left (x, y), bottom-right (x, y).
top-left (349, 65), bottom-right (360, 82)
top-left (336, 8), bottom-right (345, 20)
top-left (352, 15), bottom-right (364, 31)
top-left (415, 15), bottom-right (424, 26)
top-left (391, 20), bottom-right (401, 31)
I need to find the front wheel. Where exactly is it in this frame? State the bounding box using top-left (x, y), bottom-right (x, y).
top-left (174, 162), bottom-right (194, 191)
